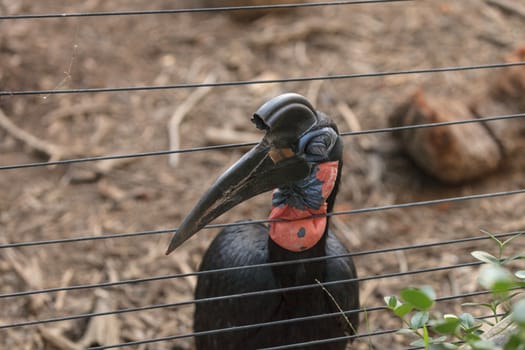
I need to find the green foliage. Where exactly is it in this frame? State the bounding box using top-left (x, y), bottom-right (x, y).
top-left (401, 287), bottom-right (435, 310)
top-left (512, 299), bottom-right (525, 326)
top-left (384, 230), bottom-right (525, 350)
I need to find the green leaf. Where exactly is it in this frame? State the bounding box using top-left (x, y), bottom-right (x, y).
top-left (462, 302), bottom-right (485, 307)
top-left (480, 229), bottom-right (502, 246)
top-left (470, 340), bottom-right (499, 350)
top-left (422, 323), bottom-right (430, 347)
top-left (431, 317), bottom-right (460, 335)
top-left (501, 231), bottom-right (524, 248)
top-left (491, 279), bottom-right (516, 293)
top-left (410, 338), bottom-right (426, 347)
top-left (512, 299), bottom-right (525, 326)
top-left (401, 287), bottom-right (435, 311)
top-left (516, 280), bottom-right (525, 288)
top-left (459, 313), bottom-right (476, 329)
top-left (394, 303), bottom-right (414, 317)
top-left (431, 336), bottom-right (448, 343)
top-left (464, 332), bottom-right (483, 343)
top-left (503, 333), bottom-right (525, 350)
top-left (410, 311), bottom-right (429, 329)
top-left (385, 295), bottom-right (401, 309)
top-left (429, 342), bottom-right (458, 350)
top-left (515, 270), bottom-right (525, 279)
top-left (396, 328), bottom-right (416, 335)
top-left (502, 254), bottom-right (525, 264)
top-left (420, 285), bottom-right (437, 300)
top-left (471, 251), bottom-right (500, 264)
top-left (478, 265), bottom-right (513, 290)
top-left (458, 313), bottom-right (483, 334)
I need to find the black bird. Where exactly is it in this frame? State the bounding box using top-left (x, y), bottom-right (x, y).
top-left (166, 93), bottom-right (359, 350)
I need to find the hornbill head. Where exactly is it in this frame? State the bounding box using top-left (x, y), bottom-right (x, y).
top-left (166, 93), bottom-right (342, 254)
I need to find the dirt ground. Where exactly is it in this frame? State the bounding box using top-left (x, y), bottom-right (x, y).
top-left (1, 1), bottom-right (525, 349)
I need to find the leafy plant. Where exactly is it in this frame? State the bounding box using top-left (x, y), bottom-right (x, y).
top-left (385, 231), bottom-right (524, 350)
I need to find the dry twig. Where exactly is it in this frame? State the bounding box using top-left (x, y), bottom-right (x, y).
top-left (3, 249), bottom-right (50, 313)
top-left (204, 127), bottom-right (259, 146)
top-left (78, 290), bottom-right (121, 347)
top-left (39, 328), bottom-right (81, 350)
top-left (168, 73), bottom-right (216, 168)
top-left (336, 102), bottom-right (362, 133)
top-left (54, 269), bottom-right (74, 310)
top-left (251, 19), bottom-right (345, 46)
top-left (43, 102), bottom-right (115, 122)
top-left (306, 79), bottom-right (323, 106)
top-left (485, 0), bottom-right (525, 19)
top-left (0, 108), bottom-right (66, 161)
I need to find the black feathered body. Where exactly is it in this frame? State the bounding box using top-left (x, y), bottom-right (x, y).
top-left (194, 223), bottom-right (359, 350)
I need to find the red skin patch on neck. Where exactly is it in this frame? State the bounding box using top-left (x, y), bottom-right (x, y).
top-left (268, 161), bottom-right (339, 252)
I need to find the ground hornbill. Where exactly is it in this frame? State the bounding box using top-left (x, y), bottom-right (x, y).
top-left (166, 93), bottom-right (359, 349)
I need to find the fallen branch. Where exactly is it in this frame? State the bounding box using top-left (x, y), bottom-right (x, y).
top-left (3, 249), bottom-right (50, 313)
top-left (78, 290), bottom-right (121, 347)
top-left (43, 102), bottom-right (116, 122)
top-left (168, 73), bottom-right (215, 168)
top-left (54, 269), bottom-right (74, 310)
top-left (204, 127), bottom-right (259, 146)
top-left (39, 327), bottom-right (81, 350)
top-left (336, 102), bottom-right (361, 132)
top-left (306, 79), bottom-right (323, 106)
top-left (0, 108), bottom-right (66, 161)
top-left (485, 0), bottom-right (525, 20)
top-left (251, 19), bottom-right (345, 46)
top-left (39, 290), bottom-right (121, 349)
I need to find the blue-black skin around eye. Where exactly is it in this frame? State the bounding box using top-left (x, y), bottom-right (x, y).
top-left (297, 127), bottom-right (338, 162)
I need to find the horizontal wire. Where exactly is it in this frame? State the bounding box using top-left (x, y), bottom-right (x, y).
top-left (260, 313), bottom-right (507, 350)
top-left (0, 0), bottom-right (412, 20)
top-left (1, 112), bottom-right (523, 171)
top-left (2, 3), bottom-right (519, 348)
top-left (327, 188), bottom-right (525, 217)
top-left (88, 307), bottom-right (384, 349)
top-left (0, 142), bottom-right (258, 171)
top-left (1, 189), bottom-right (523, 250)
top-left (2, 61), bottom-right (524, 96)
top-left (339, 112), bottom-right (525, 137)
top-left (259, 329), bottom-right (393, 350)
top-left (87, 291), bottom-right (501, 350)
top-left (0, 261), bottom-right (484, 329)
top-left (392, 312), bottom-right (507, 350)
top-left (1, 230), bottom-right (522, 300)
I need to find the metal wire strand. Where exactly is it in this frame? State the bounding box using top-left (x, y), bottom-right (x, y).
top-left (2, 61), bottom-right (524, 96)
top-left (0, 0), bottom-right (412, 20)
top-left (0, 261), bottom-right (485, 330)
top-left (1, 230), bottom-right (522, 300)
top-left (1, 112), bottom-right (523, 171)
top-left (258, 313), bottom-right (506, 350)
top-left (0, 142), bottom-right (258, 171)
top-left (2, 3), bottom-right (521, 350)
top-left (86, 292), bottom-right (501, 350)
top-left (1, 188), bottom-right (523, 249)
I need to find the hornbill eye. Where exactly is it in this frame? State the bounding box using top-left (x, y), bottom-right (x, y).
top-left (297, 127), bottom-right (338, 162)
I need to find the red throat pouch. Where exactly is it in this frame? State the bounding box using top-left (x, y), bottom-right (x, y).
top-left (268, 161), bottom-right (339, 252)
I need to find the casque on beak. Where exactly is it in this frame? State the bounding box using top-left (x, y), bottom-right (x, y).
top-left (166, 93), bottom-right (321, 255)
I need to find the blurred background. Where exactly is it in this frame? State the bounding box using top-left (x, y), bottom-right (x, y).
top-left (1, 1), bottom-right (524, 349)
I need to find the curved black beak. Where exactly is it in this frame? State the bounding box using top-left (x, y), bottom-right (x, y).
top-left (166, 93), bottom-right (321, 254)
top-left (166, 141), bottom-right (309, 254)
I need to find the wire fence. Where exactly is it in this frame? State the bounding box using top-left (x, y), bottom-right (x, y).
top-left (0, 0), bottom-right (413, 20)
top-left (1, 111), bottom-right (524, 171)
top-left (1, 1), bottom-right (525, 350)
top-left (2, 61), bottom-right (525, 96)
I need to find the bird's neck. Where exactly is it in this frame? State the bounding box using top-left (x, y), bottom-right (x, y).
top-left (267, 161), bottom-right (339, 253)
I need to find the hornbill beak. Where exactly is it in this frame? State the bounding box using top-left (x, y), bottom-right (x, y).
top-left (166, 93), bottom-right (321, 254)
